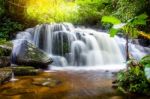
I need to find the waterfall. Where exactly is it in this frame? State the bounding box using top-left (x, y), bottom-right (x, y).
top-left (14, 23), bottom-right (148, 70)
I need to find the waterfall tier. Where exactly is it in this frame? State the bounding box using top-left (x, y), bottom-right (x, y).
top-left (14, 23), bottom-right (148, 70)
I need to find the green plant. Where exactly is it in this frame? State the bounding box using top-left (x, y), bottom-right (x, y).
top-left (140, 55), bottom-right (150, 66)
top-left (113, 0), bottom-right (148, 22)
top-left (117, 66), bottom-right (150, 94)
top-left (0, 0), bottom-right (5, 17)
top-left (76, 0), bottom-right (114, 25)
top-left (117, 55), bottom-right (150, 95)
top-left (0, 17), bottom-right (24, 39)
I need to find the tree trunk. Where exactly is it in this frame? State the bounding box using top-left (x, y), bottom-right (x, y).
top-left (126, 34), bottom-right (129, 61)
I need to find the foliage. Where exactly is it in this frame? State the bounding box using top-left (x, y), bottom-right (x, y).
top-left (26, 0), bottom-right (79, 24)
top-left (101, 16), bottom-right (121, 25)
top-left (117, 55), bottom-right (150, 95)
top-left (117, 66), bottom-right (150, 94)
top-left (113, 0), bottom-right (148, 22)
top-left (140, 55), bottom-right (150, 66)
top-left (4, 0), bottom-right (150, 27)
top-left (0, 17), bottom-right (24, 39)
top-left (5, 0), bottom-right (118, 25)
top-left (76, 0), bottom-right (116, 25)
top-left (0, 0), bottom-right (5, 16)
top-left (101, 13), bottom-right (148, 37)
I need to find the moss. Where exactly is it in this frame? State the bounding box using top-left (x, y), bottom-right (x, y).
top-left (0, 47), bottom-right (11, 56)
top-left (12, 66), bottom-right (41, 76)
top-left (0, 40), bottom-right (13, 56)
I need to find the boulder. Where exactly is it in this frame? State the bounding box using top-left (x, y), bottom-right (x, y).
top-left (0, 68), bottom-right (12, 84)
top-left (12, 40), bottom-right (53, 68)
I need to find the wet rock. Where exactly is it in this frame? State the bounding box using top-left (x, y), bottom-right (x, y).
top-left (0, 57), bottom-right (11, 68)
top-left (0, 68), bottom-right (12, 84)
top-left (132, 37), bottom-right (150, 47)
top-left (32, 77), bottom-right (61, 87)
top-left (12, 66), bottom-right (41, 76)
top-left (12, 40), bottom-right (53, 68)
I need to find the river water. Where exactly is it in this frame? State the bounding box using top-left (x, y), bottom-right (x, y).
top-left (0, 70), bottom-right (149, 99)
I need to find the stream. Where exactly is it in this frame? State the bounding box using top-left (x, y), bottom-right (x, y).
top-left (0, 70), bottom-right (149, 99)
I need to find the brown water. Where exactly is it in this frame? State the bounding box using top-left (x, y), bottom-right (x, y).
top-left (0, 70), bottom-right (149, 99)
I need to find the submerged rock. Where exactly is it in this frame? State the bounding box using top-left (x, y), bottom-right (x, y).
top-left (0, 88), bottom-right (33, 96)
top-left (12, 66), bottom-right (41, 76)
top-left (12, 40), bottom-right (53, 68)
top-left (0, 68), bottom-right (12, 84)
top-left (32, 77), bottom-right (61, 87)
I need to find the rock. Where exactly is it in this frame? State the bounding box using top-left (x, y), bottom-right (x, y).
top-left (32, 77), bottom-right (61, 87)
top-left (12, 40), bottom-right (53, 68)
top-left (0, 88), bottom-right (32, 96)
top-left (0, 42), bottom-right (12, 56)
top-left (132, 39), bottom-right (140, 45)
top-left (138, 37), bottom-right (150, 47)
top-left (0, 42), bottom-right (13, 68)
top-left (12, 66), bottom-right (41, 76)
top-left (0, 68), bottom-right (12, 84)
top-left (0, 57), bottom-right (11, 68)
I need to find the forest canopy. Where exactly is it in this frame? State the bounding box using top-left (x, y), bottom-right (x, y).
top-left (0, 0), bottom-right (150, 40)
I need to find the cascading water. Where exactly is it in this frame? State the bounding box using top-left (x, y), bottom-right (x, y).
top-left (13, 23), bottom-right (148, 70)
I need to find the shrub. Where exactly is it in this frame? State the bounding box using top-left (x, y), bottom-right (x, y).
top-left (117, 55), bottom-right (150, 95)
top-left (117, 66), bottom-right (150, 94)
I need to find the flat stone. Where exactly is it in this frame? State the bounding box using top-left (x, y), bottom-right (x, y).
top-left (32, 77), bottom-right (61, 87)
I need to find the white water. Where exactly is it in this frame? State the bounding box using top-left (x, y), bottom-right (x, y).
top-left (13, 23), bottom-right (148, 70)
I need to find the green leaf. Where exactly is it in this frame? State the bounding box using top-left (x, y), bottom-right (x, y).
top-left (140, 55), bottom-right (150, 66)
top-left (109, 28), bottom-right (119, 37)
top-left (145, 64), bottom-right (150, 68)
top-left (131, 13), bottom-right (148, 25)
top-left (132, 19), bottom-right (147, 25)
top-left (137, 13), bottom-right (148, 20)
top-left (102, 16), bottom-right (121, 25)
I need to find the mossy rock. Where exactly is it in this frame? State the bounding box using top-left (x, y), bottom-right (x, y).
top-left (12, 40), bottom-right (53, 68)
top-left (0, 56), bottom-right (11, 68)
top-left (0, 41), bottom-right (12, 56)
top-left (12, 66), bottom-right (41, 76)
top-left (0, 68), bottom-right (12, 84)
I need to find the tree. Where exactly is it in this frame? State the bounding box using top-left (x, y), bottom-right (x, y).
top-left (101, 13), bottom-right (148, 61)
